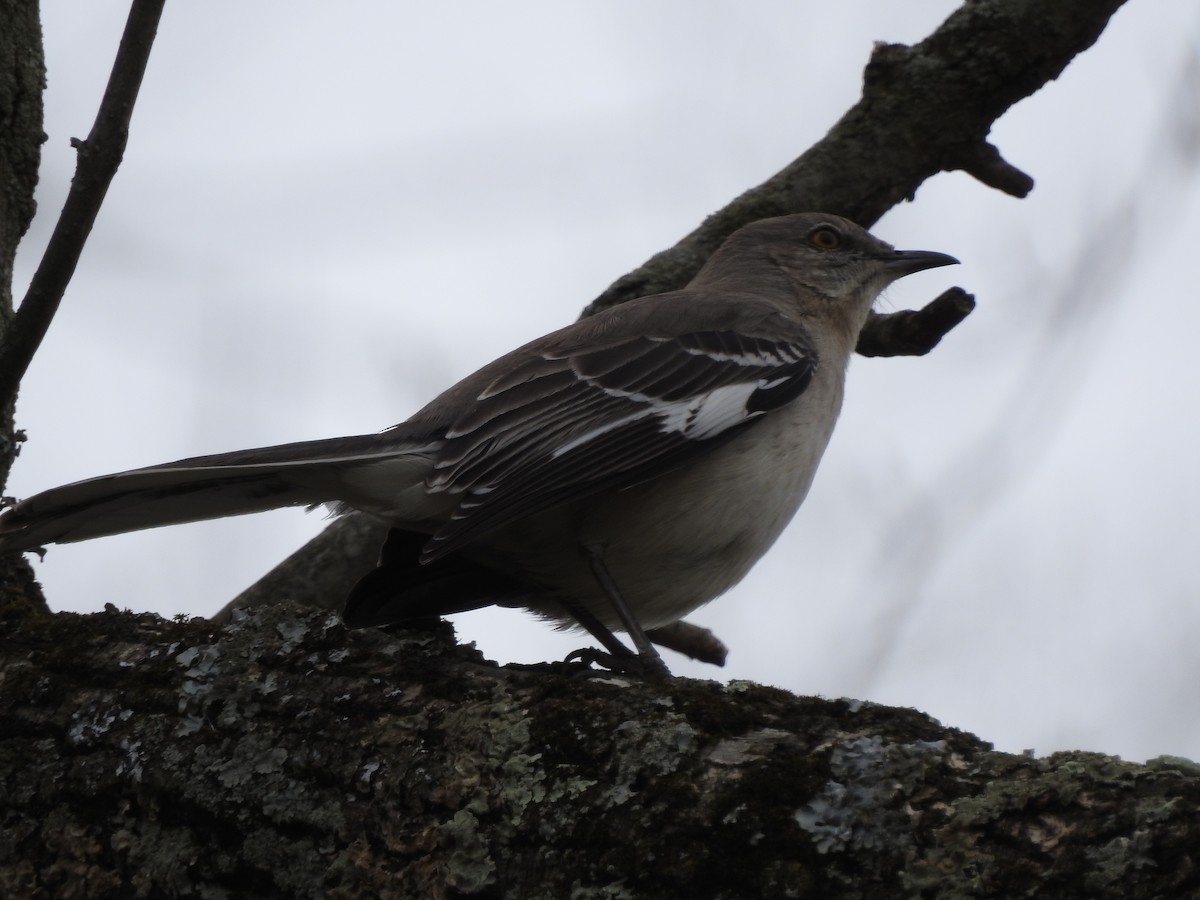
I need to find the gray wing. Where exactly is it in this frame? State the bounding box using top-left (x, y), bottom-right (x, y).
top-left (420, 328), bottom-right (816, 562)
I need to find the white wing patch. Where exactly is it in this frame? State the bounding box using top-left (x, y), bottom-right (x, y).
top-left (670, 381), bottom-right (764, 439)
top-left (551, 378), bottom-right (767, 458)
top-left (542, 335), bottom-right (810, 459)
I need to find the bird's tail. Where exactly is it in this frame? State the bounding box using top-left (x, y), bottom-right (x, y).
top-left (0, 433), bottom-right (438, 551)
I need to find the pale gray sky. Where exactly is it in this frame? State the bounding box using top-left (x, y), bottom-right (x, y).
top-left (13, 2), bottom-right (1200, 761)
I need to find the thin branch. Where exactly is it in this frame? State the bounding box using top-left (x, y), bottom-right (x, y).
top-left (0, 0), bottom-right (167, 407)
top-left (853, 288), bottom-right (976, 358)
top-left (644, 621), bottom-right (729, 667)
top-left (953, 141), bottom-right (1035, 198)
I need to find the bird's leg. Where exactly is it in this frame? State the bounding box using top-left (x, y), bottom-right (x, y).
top-left (581, 543), bottom-right (671, 678)
top-left (557, 601), bottom-right (646, 678)
top-left (559, 599), bottom-right (638, 660)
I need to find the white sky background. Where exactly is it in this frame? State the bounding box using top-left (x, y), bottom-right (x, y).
top-left (12, 2), bottom-right (1200, 762)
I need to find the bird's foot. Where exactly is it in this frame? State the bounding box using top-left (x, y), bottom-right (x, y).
top-left (562, 646), bottom-right (672, 680)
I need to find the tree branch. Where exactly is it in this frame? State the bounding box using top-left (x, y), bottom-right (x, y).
top-left (582, 0), bottom-right (1125, 341)
top-left (3, 602), bottom-right (1197, 898)
top-left (0, 0), bottom-right (166, 410)
top-left (854, 288), bottom-right (977, 358)
top-left (0, 0), bottom-right (46, 502)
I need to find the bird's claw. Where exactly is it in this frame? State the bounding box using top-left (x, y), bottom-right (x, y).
top-left (561, 647), bottom-right (671, 679)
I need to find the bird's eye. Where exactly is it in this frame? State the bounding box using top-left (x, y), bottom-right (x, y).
top-left (809, 227), bottom-right (842, 250)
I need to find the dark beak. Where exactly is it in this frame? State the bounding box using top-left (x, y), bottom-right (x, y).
top-left (883, 249), bottom-right (960, 276)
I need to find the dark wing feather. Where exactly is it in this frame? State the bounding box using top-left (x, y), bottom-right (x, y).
top-left (421, 329), bottom-right (815, 562)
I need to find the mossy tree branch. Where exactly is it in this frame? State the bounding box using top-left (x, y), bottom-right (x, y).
top-left (2, 603), bottom-right (1197, 898)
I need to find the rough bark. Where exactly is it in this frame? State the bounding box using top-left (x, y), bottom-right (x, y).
top-left (0, 0), bottom-right (48, 612)
top-left (0, 0), bottom-right (44, 359)
top-left (3, 602), bottom-right (1198, 899)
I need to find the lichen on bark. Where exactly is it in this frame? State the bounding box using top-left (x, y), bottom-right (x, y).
top-left (3, 602), bottom-right (1199, 898)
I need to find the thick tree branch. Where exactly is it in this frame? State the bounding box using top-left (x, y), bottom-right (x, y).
top-left (0, 0), bottom-right (45, 494)
top-left (219, 514), bottom-right (391, 623)
top-left (0, 0), bottom-right (44, 339)
top-left (2, 603), bottom-right (1197, 898)
top-left (0, 0), bottom-right (48, 612)
top-left (0, 0), bottom-right (166, 411)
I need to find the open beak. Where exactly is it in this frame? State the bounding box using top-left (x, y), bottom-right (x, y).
top-left (882, 249), bottom-right (960, 277)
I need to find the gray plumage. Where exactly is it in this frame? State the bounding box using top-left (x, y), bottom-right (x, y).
top-left (0, 213), bottom-right (956, 671)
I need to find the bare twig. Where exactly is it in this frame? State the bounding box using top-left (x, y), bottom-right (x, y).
top-left (645, 621), bottom-right (729, 667)
top-left (0, 0), bottom-right (167, 407)
top-left (952, 141), bottom-right (1035, 198)
top-left (854, 288), bottom-right (976, 358)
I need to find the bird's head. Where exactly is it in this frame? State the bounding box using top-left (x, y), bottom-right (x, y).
top-left (693, 213), bottom-right (958, 345)
top-left (703, 212), bottom-right (957, 297)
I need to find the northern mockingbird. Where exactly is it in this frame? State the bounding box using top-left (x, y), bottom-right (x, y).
top-left (0, 213), bottom-right (956, 675)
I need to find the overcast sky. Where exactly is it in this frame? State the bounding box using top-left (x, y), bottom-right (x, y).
top-left (12, 2), bottom-right (1200, 762)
